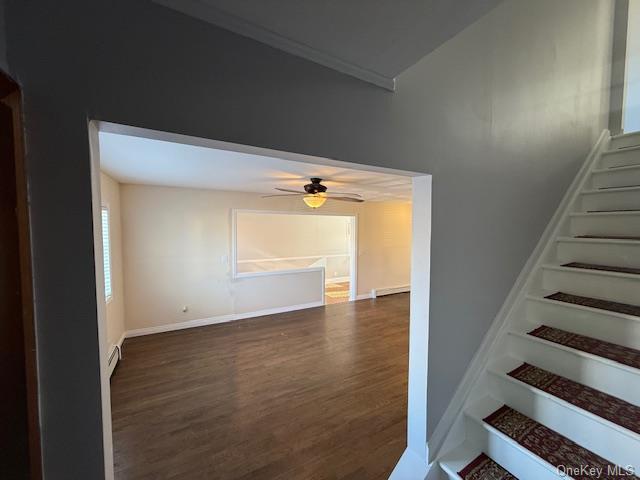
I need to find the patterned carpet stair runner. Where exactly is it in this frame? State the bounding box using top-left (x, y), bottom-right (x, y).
top-left (458, 453), bottom-right (516, 480)
top-left (507, 363), bottom-right (640, 434)
top-left (561, 262), bottom-right (640, 275)
top-left (528, 325), bottom-right (640, 370)
top-left (545, 292), bottom-right (640, 317)
top-left (483, 406), bottom-right (638, 480)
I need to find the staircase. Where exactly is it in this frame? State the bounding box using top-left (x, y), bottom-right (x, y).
top-left (436, 131), bottom-right (640, 480)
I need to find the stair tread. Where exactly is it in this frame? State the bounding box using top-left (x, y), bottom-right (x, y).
top-left (604, 144), bottom-right (640, 154)
top-left (545, 292), bottom-right (640, 316)
top-left (561, 262), bottom-right (640, 275)
top-left (458, 453), bottom-right (517, 480)
top-left (593, 164), bottom-right (640, 173)
top-left (587, 209), bottom-right (640, 213)
top-left (507, 363), bottom-right (640, 435)
top-left (570, 210), bottom-right (640, 216)
top-left (609, 164), bottom-right (640, 169)
top-left (528, 325), bottom-right (640, 370)
top-left (575, 235), bottom-right (640, 241)
top-left (483, 405), bottom-right (637, 480)
top-left (597, 184), bottom-right (640, 190)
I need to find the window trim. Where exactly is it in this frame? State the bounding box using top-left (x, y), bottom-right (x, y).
top-left (101, 205), bottom-right (113, 303)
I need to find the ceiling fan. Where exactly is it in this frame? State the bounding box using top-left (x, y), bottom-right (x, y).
top-left (263, 178), bottom-right (364, 208)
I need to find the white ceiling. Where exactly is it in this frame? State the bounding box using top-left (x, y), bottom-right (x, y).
top-left (153, 0), bottom-right (503, 89)
top-left (99, 132), bottom-right (412, 201)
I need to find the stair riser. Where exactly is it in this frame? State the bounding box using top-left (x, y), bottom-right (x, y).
top-left (610, 133), bottom-right (640, 150)
top-left (569, 214), bottom-right (640, 237)
top-left (507, 334), bottom-right (640, 406)
top-left (464, 418), bottom-right (559, 480)
top-left (525, 299), bottom-right (640, 350)
top-left (556, 240), bottom-right (640, 269)
top-left (600, 149), bottom-right (640, 168)
top-left (541, 267), bottom-right (640, 306)
top-left (488, 372), bottom-right (640, 471)
top-left (581, 190), bottom-right (640, 212)
top-left (592, 168), bottom-right (640, 188)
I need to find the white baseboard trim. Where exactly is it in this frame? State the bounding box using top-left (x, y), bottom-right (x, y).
top-left (116, 331), bottom-right (126, 349)
top-left (125, 301), bottom-right (324, 338)
top-left (356, 293), bottom-right (373, 300)
top-left (389, 448), bottom-right (434, 480)
top-left (372, 285), bottom-right (410, 298)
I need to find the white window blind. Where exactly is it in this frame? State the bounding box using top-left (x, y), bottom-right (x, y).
top-left (101, 207), bottom-right (113, 301)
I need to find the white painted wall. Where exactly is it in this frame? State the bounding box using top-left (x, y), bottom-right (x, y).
top-left (119, 183), bottom-right (411, 332)
top-left (625, 0), bottom-right (640, 132)
top-left (99, 173), bottom-right (126, 348)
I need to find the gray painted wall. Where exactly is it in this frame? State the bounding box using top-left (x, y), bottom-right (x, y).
top-left (609, 0), bottom-right (629, 135)
top-left (4, 0), bottom-right (614, 477)
top-left (0, 0), bottom-right (7, 74)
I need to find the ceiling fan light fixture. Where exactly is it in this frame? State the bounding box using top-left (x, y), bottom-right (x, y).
top-left (303, 193), bottom-right (327, 209)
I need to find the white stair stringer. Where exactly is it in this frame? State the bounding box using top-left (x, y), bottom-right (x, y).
top-left (428, 129), bottom-right (640, 478)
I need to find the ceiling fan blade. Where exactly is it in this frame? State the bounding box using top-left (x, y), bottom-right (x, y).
top-left (262, 194), bottom-right (305, 198)
top-left (327, 192), bottom-right (363, 197)
top-left (275, 187), bottom-right (306, 194)
top-left (327, 196), bottom-right (364, 203)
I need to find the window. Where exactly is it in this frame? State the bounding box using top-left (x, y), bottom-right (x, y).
top-left (101, 206), bottom-right (113, 301)
top-left (233, 211), bottom-right (354, 279)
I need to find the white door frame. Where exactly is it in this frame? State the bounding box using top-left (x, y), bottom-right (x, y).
top-left (348, 215), bottom-right (358, 301)
top-left (88, 120), bottom-right (432, 479)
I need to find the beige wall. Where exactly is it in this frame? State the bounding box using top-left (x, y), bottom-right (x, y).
top-left (359, 200), bottom-right (413, 291)
top-left (119, 183), bottom-right (411, 331)
top-left (237, 212), bottom-right (351, 260)
top-left (99, 173), bottom-right (126, 348)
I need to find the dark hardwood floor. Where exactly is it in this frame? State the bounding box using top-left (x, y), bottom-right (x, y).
top-left (111, 294), bottom-right (409, 480)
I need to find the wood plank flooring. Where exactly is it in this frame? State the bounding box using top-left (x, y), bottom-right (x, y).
top-left (111, 293), bottom-right (409, 479)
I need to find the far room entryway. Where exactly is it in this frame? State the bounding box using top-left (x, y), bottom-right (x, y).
top-left (89, 122), bottom-right (428, 479)
top-left (234, 210), bottom-right (358, 305)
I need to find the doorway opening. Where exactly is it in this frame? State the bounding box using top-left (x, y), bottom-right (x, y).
top-left (89, 121), bottom-right (431, 479)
